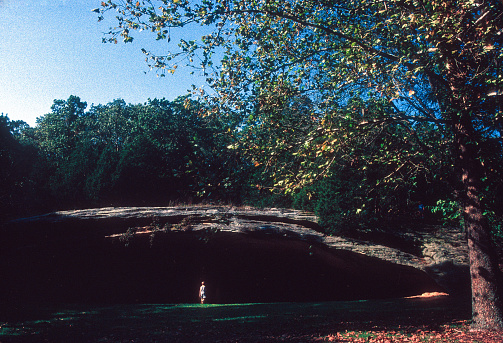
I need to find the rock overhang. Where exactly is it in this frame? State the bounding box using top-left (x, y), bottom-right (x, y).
top-left (0, 206), bottom-right (463, 304)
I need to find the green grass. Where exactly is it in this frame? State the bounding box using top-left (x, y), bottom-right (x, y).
top-left (0, 296), bottom-right (471, 342)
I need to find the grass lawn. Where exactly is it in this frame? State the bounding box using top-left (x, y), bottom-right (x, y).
top-left (1, 295), bottom-right (500, 342)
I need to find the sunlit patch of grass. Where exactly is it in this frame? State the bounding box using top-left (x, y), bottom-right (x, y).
top-left (212, 315), bottom-right (268, 322)
top-left (0, 325), bottom-right (26, 337)
top-left (0, 322), bottom-right (43, 337)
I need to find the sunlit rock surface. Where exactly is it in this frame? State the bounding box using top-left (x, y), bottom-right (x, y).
top-left (0, 207), bottom-right (467, 304)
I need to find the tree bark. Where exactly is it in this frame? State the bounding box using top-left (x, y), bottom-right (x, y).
top-left (454, 111), bottom-right (503, 331)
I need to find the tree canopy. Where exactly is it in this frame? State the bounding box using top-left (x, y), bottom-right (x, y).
top-left (98, 0), bottom-right (502, 201)
top-left (0, 96), bottom-right (249, 216)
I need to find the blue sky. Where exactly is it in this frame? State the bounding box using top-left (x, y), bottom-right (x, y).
top-left (0, 0), bottom-right (208, 126)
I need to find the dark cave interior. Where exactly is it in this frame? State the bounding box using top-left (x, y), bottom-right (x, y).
top-left (0, 218), bottom-right (443, 305)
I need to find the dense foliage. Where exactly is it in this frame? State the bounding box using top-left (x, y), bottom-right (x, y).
top-left (0, 115), bottom-right (37, 217)
top-left (2, 93), bottom-right (500, 236)
top-left (0, 96), bottom-right (250, 218)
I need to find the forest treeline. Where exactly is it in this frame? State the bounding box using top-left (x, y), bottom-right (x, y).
top-left (1, 96), bottom-right (247, 216)
top-left (1, 94), bottom-right (502, 242)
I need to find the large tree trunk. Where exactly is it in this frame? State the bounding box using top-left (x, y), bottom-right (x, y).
top-left (454, 112), bottom-right (503, 331)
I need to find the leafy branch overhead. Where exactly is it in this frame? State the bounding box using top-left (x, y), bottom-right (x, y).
top-left (98, 1), bottom-right (501, 106)
top-left (97, 1), bottom-right (502, 169)
top-left (96, 0), bottom-right (503, 203)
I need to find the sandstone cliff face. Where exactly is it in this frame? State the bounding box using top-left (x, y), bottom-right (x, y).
top-left (0, 206), bottom-right (467, 304)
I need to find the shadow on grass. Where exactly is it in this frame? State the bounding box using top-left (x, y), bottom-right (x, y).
top-left (0, 296), bottom-right (471, 342)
